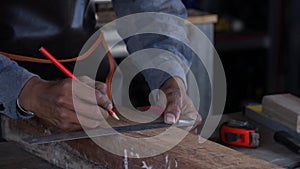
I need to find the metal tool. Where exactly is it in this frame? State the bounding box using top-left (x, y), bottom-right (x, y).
top-left (23, 119), bottom-right (195, 145)
top-left (220, 119), bottom-right (260, 148)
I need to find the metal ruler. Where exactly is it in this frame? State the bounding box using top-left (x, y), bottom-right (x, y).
top-left (23, 119), bottom-right (195, 145)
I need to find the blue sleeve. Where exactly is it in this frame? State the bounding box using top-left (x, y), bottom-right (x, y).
top-left (112, 0), bottom-right (192, 89)
top-left (0, 54), bottom-right (37, 119)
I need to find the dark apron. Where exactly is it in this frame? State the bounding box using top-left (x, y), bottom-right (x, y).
top-left (0, 0), bottom-right (112, 82)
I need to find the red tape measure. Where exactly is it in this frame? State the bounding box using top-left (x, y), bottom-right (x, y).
top-left (220, 120), bottom-right (259, 148)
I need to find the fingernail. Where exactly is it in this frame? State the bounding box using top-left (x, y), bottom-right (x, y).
top-left (165, 113), bottom-right (176, 124)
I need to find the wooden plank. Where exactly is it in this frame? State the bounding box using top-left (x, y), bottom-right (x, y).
top-left (245, 104), bottom-right (300, 140)
top-left (186, 15), bottom-right (218, 24)
top-left (262, 94), bottom-right (300, 133)
top-left (0, 142), bottom-right (59, 169)
top-left (1, 107), bottom-right (281, 169)
top-left (186, 9), bottom-right (218, 24)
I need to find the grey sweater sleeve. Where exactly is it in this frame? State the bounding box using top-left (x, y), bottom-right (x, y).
top-left (112, 0), bottom-right (191, 89)
top-left (0, 54), bottom-right (37, 119)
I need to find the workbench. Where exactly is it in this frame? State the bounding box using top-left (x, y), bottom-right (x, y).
top-left (0, 142), bottom-right (59, 169)
top-left (0, 115), bottom-right (287, 169)
top-left (0, 106), bottom-right (281, 169)
top-left (1, 111), bottom-right (298, 169)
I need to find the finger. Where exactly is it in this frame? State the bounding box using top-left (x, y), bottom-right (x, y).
top-left (54, 88), bottom-right (109, 120)
top-left (47, 109), bottom-right (81, 131)
top-left (181, 98), bottom-right (199, 119)
top-left (78, 76), bottom-right (107, 94)
top-left (59, 108), bottom-right (102, 129)
top-left (55, 98), bottom-right (108, 123)
top-left (95, 81), bottom-right (107, 94)
top-left (73, 80), bottom-right (113, 110)
top-left (79, 76), bottom-right (113, 110)
top-left (187, 113), bottom-right (202, 134)
top-left (64, 79), bottom-right (95, 104)
top-left (95, 89), bottom-right (113, 110)
top-left (181, 96), bottom-right (202, 133)
top-left (78, 76), bottom-right (94, 84)
top-left (174, 111), bottom-right (201, 134)
top-left (71, 100), bottom-right (109, 120)
top-left (162, 88), bottom-right (182, 124)
top-left (78, 76), bottom-right (111, 109)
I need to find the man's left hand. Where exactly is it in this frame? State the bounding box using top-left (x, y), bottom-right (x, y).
top-left (160, 77), bottom-right (202, 133)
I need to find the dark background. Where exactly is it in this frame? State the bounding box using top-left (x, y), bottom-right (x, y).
top-left (182, 0), bottom-right (300, 113)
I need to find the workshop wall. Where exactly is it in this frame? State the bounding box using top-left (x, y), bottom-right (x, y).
top-left (182, 0), bottom-right (300, 113)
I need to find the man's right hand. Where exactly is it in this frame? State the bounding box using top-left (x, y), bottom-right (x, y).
top-left (18, 76), bottom-right (112, 131)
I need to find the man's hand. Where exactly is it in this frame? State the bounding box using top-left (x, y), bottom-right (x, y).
top-left (18, 76), bottom-right (111, 131)
top-left (160, 77), bottom-right (202, 132)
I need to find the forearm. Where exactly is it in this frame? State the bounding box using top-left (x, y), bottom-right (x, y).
top-left (0, 55), bottom-right (37, 119)
top-left (112, 0), bottom-right (192, 89)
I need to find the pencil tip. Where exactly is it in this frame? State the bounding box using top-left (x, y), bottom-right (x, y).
top-left (112, 113), bottom-right (120, 120)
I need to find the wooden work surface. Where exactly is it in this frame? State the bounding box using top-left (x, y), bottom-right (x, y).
top-left (0, 141), bottom-right (59, 169)
top-left (1, 107), bottom-right (280, 169)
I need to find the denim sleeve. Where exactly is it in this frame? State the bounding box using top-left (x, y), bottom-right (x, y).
top-left (0, 54), bottom-right (37, 119)
top-left (112, 0), bottom-right (191, 89)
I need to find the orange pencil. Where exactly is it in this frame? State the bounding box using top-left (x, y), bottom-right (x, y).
top-left (39, 47), bottom-right (119, 120)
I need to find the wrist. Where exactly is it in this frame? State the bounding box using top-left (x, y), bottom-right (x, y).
top-left (16, 98), bottom-right (35, 118)
top-left (18, 77), bottom-right (47, 113)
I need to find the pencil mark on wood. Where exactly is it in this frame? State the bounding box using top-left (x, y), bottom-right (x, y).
top-left (175, 159), bottom-right (178, 168)
top-left (65, 162), bottom-right (69, 169)
top-left (129, 150), bottom-right (140, 158)
top-left (141, 161), bottom-right (152, 169)
top-left (124, 149), bottom-right (128, 169)
top-left (165, 155), bottom-right (170, 169)
top-left (135, 152), bottom-right (140, 158)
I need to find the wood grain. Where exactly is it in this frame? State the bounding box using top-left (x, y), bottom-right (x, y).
top-left (0, 142), bottom-right (59, 169)
top-left (1, 106), bottom-right (281, 169)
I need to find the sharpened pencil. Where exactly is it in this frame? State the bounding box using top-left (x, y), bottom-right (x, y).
top-left (39, 47), bottom-right (119, 120)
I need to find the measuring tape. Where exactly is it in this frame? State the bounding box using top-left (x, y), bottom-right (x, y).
top-left (220, 120), bottom-right (259, 148)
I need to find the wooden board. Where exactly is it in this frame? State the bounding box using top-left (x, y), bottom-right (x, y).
top-left (262, 94), bottom-right (300, 133)
top-left (245, 104), bottom-right (300, 140)
top-left (186, 9), bottom-right (218, 24)
top-left (1, 107), bottom-right (281, 169)
top-left (0, 142), bottom-right (59, 169)
top-left (186, 15), bottom-right (218, 24)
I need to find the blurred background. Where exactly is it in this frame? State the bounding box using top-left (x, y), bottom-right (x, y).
top-left (182, 0), bottom-right (300, 113)
top-left (95, 0), bottom-right (300, 114)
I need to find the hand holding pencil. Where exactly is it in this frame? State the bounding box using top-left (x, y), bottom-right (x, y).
top-left (19, 75), bottom-right (116, 132)
top-left (17, 47), bottom-right (119, 132)
top-left (39, 47), bottom-right (119, 121)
